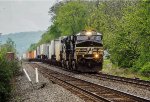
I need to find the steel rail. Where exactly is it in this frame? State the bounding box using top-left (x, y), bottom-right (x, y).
top-left (85, 73), bottom-right (150, 90)
top-left (30, 62), bottom-right (150, 102)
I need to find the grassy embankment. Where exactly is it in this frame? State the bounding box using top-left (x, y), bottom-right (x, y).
top-left (102, 59), bottom-right (150, 81)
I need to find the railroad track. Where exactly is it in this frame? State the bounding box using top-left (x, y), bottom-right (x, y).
top-left (29, 62), bottom-right (149, 102)
top-left (41, 62), bottom-right (150, 90)
top-left (84, 73), bottom-right (150, 91)
top-left (36, 62), bottom-right (150, 90)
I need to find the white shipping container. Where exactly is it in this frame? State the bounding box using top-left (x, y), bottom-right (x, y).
top-left (50, 40), bottom-right (55, 56)
top-left (22, 53), bottom-right (27, 59)
top-left (36, 46), bottom-right (40, 56)
top-left (40, 44), bottom-right (47, 55)
top-left (26, 52), bottom-right (29, 59)
top-left (55, 37), bottom-right (65, 61)
top-left (48, 36), bottom-right (66, 60)
top-left (48, 43), bottom-right (52, 59)
top-left (46, 44), bottom-right (50, 58)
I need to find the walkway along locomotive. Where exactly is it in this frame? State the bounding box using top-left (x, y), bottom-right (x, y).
top-left (24, 30), bottom-right (103, 72)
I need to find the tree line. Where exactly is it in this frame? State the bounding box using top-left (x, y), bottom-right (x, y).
top-left (30, 0), bottom-right (149, 76)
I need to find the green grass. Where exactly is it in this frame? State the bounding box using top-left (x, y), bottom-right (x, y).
top-left (102, 59), bottom-right (150, 81)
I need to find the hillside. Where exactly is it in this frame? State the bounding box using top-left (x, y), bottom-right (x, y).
top-left (0, 31), bottom-right (44, 55)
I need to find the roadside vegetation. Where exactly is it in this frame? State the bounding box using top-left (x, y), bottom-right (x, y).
top-left (29, 0), bottom-right (150, 79)
top-left (103, 59), bottom-right (150, 81)
top-left (0, 38), bottom-right (19, 102)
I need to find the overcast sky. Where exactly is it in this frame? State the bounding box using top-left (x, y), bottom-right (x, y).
top-left (0, 0), bottom-right (58, 35)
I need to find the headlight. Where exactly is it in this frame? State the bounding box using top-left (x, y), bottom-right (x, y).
top-left (94, 54), bottom-right (99, 58)
top-left (86, 31), bottom-right (92, 36)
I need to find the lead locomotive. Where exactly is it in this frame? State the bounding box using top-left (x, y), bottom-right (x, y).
top-left (60, 30), bottom-right (103, 72)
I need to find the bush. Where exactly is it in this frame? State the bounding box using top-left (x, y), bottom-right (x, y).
top-left (0, 38), bottom-right (19, 101)
top-left (0, 57), bottom-right (19, 102)
top-left (140, 62), bottom-right (150, 77)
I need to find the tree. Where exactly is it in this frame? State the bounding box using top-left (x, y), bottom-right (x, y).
top-left (0, 38), bottom-right (16, 57)
top-left (54, 1), bottom-right (88, 35)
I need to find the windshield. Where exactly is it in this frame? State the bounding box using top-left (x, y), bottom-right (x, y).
top-left (77, 35), bottom-right (101, 42)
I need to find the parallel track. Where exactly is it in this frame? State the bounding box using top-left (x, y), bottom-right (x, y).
top-left (29, 62), bottom-right (149, 102)
top-left (84, 73), bottom-right (150, 90)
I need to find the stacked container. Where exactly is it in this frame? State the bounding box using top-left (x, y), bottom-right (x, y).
top-left (49, 36), bottom-right (66, 61)
top-left (50, 40), bottom-right (55, 57)
top-left (48, 43), bottom-right (52, 59)
top-left (33, 50), bottom-right (37, 58)
top-left (46, 43), bottom-right (50, 59)
top-left (28, 51), bottom-right (34, 59)
top-left (55, 37), bottom-right (62, 61)
top-left (22, 53), bottom-right (27, 59)
top-left (40, 44), bottom-right (47, 55)
top-left (36, 46), bottom-right (40, 56)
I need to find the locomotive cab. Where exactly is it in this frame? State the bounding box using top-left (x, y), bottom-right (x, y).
top-left (61, 30), bottom-right (103, 72)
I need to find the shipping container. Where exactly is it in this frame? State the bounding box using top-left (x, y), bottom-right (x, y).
top-left (48, 43), bottom-right (52, 59)
top-left (33, 50), bottom-right (37, 58)
top-left (40, 44), bottom-right (47, 55)
top-left (50, 40), bottom-right (55, 56)
top-left (26, 53), bottom-right (28, 59)
top-left (28, 51), bottom-right (34, 59)
top-left (55, 38), bottom-right (62, 61)
top-left (46, 43), bottom-right (50, 59)
top-left (36, 46), bottom-right (40, 56)
top-left (22, 53), bottom-right (27, 59)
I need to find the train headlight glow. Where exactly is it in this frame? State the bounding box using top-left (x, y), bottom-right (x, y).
top-left (86, 32), bottom-right (92, 36)
top-left (94, 54), bottom-right (99, 58)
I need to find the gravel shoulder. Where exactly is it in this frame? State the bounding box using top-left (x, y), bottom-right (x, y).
top-left (40, 63), bottom-right (150, 100)
top-left (10, 62), bottom-right (84, 102)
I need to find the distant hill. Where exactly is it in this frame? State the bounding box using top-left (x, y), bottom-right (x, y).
top-left (0, 31), bottom-right (44, 55)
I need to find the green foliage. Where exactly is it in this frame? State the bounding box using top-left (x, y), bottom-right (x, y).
top-left (0, 38), bottom-right (19, 102)
top-left (38, 24), bottom-right (61, 44)
top-left (104, 1), bottom-right (150, 71)
top-left (55, 1), bottom-right (88, 35)
top-left (0, 38), bottom-right (17, 57)
top-left (140, 62), bottom-right (150, 77)
top-left (28, 43), bottom-right (38, 51)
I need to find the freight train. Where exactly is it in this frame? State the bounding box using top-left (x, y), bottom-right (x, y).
top-left (23, 30), bottom-right (103, 72)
